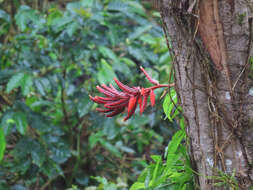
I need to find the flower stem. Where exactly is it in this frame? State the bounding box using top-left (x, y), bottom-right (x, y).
top-left (147, 83), bottom-right (175, 91)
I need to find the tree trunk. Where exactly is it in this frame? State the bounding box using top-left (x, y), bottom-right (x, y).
top-left (160, 0), bottom-right (253, 189)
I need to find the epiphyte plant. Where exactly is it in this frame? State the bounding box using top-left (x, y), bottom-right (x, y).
top-left (90, 67), bottom-right (174, 121)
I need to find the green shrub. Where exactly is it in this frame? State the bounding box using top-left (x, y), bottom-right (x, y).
top-left (0, 0), bottom-right (178, 189)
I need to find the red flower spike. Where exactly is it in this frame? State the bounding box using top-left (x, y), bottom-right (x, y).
top-left (114, 78), bottom-right (139, 95)
top-left (124, 95), bottom-right (139, 121)
top-left (96, 86), bottom-right (115, 97)
top-left (105, 99), bottom-right (128, 107)
top-left (150, 90), bottom-right (155, 107)
top-left (104, 102), bottom-right (128, 109)
top-left (96, 108), bottom-right (112, 113)
top-left (141, 94), bottom-right (148, 114)
top-left (106, 107), bottom-right (125, 117)
top-left (141, 88), bottom-right (146, 96)
top-left (140, 66), bottom-right (159, 85)
top-left (89, 67), bottom-right (174, 121)
top-left (138, 96), bottom-right (143, 114)
top-left (101, 84), bottom-right (127, 98)
top-left (90, 95), bottom-right (108, 104)
top-left (128, 96), bottom-right (137, 114)
top-left (96, 96), bottom-right (118, 101)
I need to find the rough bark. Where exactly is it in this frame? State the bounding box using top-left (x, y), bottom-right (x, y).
top-left (160, 0), bottom-right (253, 189)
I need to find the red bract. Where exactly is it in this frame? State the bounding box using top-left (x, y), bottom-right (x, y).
top-left (89, 67), bottom-right (174, 121)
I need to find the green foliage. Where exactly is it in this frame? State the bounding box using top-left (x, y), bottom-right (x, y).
top-left (0, 0), bottom-right (179, 189)
top-left (207, 169), bottom-right (239, 190)
top-left (130, 130), bottom-right (194, 190)
top-left (131, 91), bottom-right (194, 190)
top-left (163, 89), bottom-right (180, 122)
top-left (0, 9), bottom-right (11, 36)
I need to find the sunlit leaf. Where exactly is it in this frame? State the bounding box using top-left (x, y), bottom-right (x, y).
top-left (0, 128), bottom-right (6, 162)
top-left (166, 130), bottom-right (185, 155)
top-left (163, 89), bottom-right (178, 121)
top-left (130, 182), bottom-right (145, 190)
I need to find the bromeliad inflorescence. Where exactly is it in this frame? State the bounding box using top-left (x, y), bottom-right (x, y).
top-left (89, 67), bottom-right (174, 121)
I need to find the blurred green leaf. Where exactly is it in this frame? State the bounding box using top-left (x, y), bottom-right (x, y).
top-left (15, 5), bottom-right (39, 31)
top-left (120, 57), bottom-right (136, 67)
top-left (77, 94), bottom-right (93, 117)
top-left (6, 73), bottom-right (33, 95)
top-left (99, 46), bottom-right (118, 63)
top-left (66, 22), bottom-right (80, 37)
top-left (12, 185), bottom-right (28, 190)
top-left (13, 112), bottom-right (28, 135)
top-left (50, 144), bottom-right (71, 164)
top-left (99, 139), bottom-right (121, 158)
top-left (0, 10), bottom-right (11, 23)
top-left (97, 59), bottom-right (117, 84)
top-left (47, 8), bottom-right (63, 26)
top-left (31, 141), bottom-right (46, 167)
top-left (0, 128), bottom-right (6, 162)
top-left (116, 141), bottom-right (135, 154)
top-left (159, 52), bottom-right (171, 65)
top-left (6, 73), bottom-right (25, 93)
top-left (89, 131), bottom-right (104, 149)
top-left (21, 74), bottom-right (33, 96)
top-left (130, 182), bottom-right (145, 190)
top-left (129, 25), bottom-right (152, 41)
top-left (81, 0), bottom-right (93, 7)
